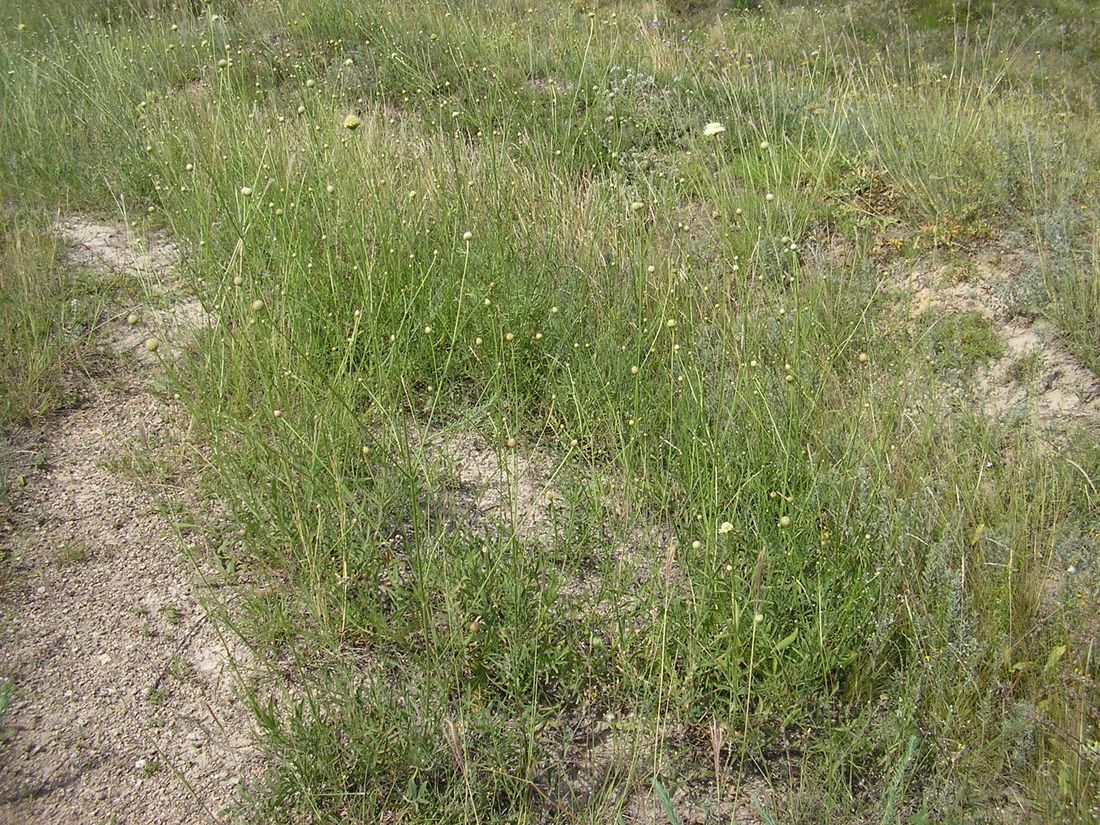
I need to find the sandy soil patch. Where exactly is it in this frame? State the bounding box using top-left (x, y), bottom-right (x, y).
top-left (0, 217), bottom-right (257, 823)
top-left (899, 246), bottom-right (1100, 430)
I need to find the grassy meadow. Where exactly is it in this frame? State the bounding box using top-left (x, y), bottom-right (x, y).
top-left (1, 0), bottom-right (1098, 821)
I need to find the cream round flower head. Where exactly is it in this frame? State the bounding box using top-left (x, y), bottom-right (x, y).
top-left (240, 186), bottom-right (253, 196)
top-left (343, 113), bottom-right (361, 130)
top-left (703, 121), bottom-right (726, 137)
top-left (718, 521), bottom-right (734, 534)
top-left (251, 299), bottom-right (265, 312)
top-left (462, 230), bottom-right (473, 241)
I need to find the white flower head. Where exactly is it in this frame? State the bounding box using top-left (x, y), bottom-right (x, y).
top-left (703, 121), bottom-right (726, 137)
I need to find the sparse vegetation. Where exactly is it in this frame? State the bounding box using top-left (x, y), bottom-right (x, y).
top-left (56, 540), bottom-right (89, 565)
top-left (1042, 222), bottom-right (1100, 374)
top-left (146, 684), bottom-right (170, 707)
top-left (0, 0), bottom-right (1097, 823)
top-left (167, 654), bottom-right (192, 682)
top-left (0, 679), bottom-right (10, 725)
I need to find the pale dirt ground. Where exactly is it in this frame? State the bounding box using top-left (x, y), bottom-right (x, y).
top-left (0, 219), bottom-right (258, 824)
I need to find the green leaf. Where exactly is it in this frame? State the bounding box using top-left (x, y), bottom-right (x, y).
top-left (751, 796), bottom-right (779, 825)
top-left (1042, 644), bottom-right (1067, 675)
top-left (653, 778), bottom-right (683, 825)
top-left (775, 628), bottom-right (799, 652)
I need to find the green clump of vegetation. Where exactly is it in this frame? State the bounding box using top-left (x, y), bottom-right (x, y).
top-left (0, 217), bottom-right (83, 426)
top-left (931, 310), bottom-right (1004, 372)
top-left (0, 0), bottom-right (1097, 822)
